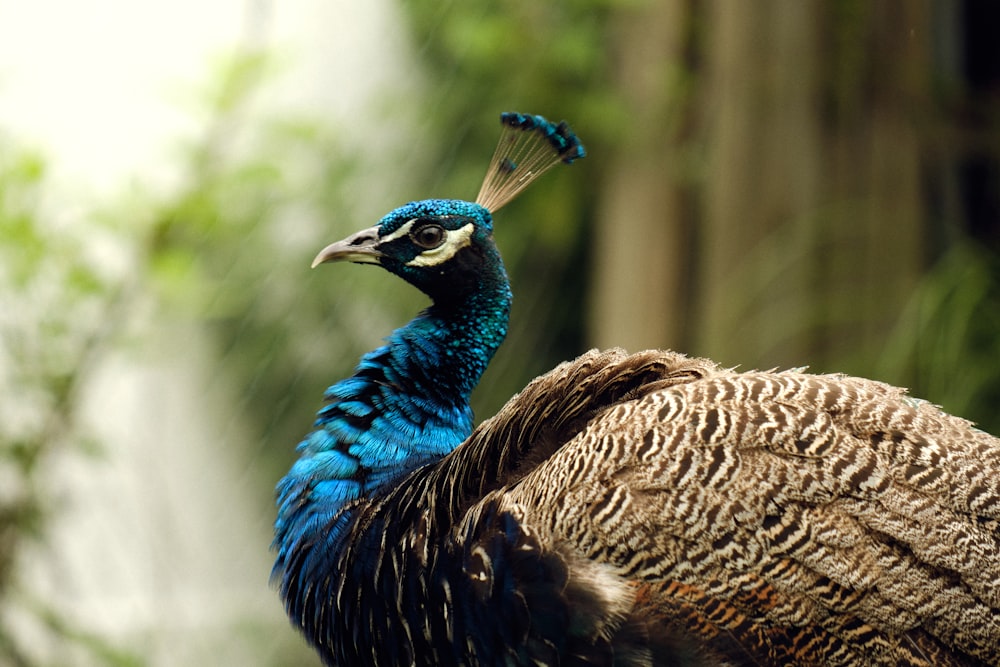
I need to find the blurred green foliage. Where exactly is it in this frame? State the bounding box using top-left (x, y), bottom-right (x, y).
top-left (0, 51), bottom-right (334, 667)
top-left (146, 52), bottom-right (365, 458)
top-left (0, 135), bottom-right (142, 665)
top-left (878, 241), bottom-right (1000, 430)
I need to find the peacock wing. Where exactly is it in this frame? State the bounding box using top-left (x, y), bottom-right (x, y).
top-left (497, 358), bottom-right (1000, 665)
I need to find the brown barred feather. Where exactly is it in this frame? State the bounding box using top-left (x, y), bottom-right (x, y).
top-left (450, 348), bottom-right (1000, 666)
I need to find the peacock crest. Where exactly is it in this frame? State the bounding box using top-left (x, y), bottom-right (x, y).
top-left (476, 112), bottom-right (585, 213)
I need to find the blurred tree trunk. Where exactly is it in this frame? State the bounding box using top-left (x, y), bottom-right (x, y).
top-left (696, 0), bottom-right (928, 371)
top-left (821, 1), bottom-right (928, 371)
top-left (589, 0), bottom-right (931, 371)
top-left (696, 0), bottom-right (824, 368)
top-left (587, 0), bottom-right (692, 351)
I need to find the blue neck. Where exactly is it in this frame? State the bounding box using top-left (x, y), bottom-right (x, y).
top-left (273, 271), bottom-right (511, 576)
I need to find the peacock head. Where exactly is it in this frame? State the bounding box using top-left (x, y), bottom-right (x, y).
top-left (310, 112), bottom-right (585, 302)
top-left (310, 198), bottom-right (498, 303)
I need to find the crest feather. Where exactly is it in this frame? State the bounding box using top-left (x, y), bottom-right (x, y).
top-left (475, 112), bottom-right (586, 213)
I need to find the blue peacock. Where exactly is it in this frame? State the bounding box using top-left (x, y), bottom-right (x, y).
top-left (273, 112), bottom-right (1000, 666)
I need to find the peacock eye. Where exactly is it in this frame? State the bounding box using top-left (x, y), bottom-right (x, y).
top-left (410, 223), bottom-right (446, 250)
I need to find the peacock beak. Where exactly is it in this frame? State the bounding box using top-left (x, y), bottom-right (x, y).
top-left (311, 226), bottom-right (383, 268)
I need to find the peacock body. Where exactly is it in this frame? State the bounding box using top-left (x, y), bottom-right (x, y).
top-left (273, 113), bottom-right (1000, 666)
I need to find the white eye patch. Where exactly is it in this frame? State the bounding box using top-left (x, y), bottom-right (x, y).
top-left (407, 223), bottom-right (474, 266)
top-left (381, 220), bottom-right (475, 267)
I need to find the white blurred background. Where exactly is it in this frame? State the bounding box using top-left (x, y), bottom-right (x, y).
top-left (0, 2), bottom-right (410, 663)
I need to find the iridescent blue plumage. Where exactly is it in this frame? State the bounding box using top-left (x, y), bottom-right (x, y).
top-left (272, 114), bottom-right (586, 666)
top-left (274, 201), bottom-right (508, 524)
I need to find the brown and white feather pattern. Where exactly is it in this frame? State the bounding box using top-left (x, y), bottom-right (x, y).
top-left (451, 348), bottom-right (1000, 666)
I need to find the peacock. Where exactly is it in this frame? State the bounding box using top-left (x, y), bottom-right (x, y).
top-left (273, 112), bottom-right (1000, 666)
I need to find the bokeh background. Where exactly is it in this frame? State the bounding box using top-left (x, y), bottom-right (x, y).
top-left (1, 1), bottom-right (998, 664)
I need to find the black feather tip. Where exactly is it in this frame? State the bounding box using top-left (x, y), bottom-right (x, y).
top-left (476, 112), bottom-right (585, 213)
